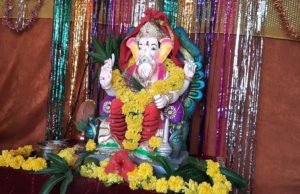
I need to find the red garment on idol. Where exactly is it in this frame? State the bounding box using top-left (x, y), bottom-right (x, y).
top-left (109, 99), bottom-right (161, 143)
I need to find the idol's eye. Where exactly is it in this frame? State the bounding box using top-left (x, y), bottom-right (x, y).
top-left (151, 45), bottom-right (158, 50)
top-left (138, 43), bottom-right (143, 50)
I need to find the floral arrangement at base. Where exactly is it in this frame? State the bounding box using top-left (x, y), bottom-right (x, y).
top-left (0, 145), bottom-right (47, 171)
top-left (0, 140), bottom-right (247, 194)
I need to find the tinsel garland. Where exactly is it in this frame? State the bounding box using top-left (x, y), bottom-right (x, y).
top-left (46, 0), bottom-right (71, 140)
top-left (225, 0), bottom-right (267, 193)
top-left (65, 0), bottom-right (93, 138)
top-left (2, 0), bottom-right (42, 32)
top-left (107, 0), bottom-right (115, 33)
top-left (147, 0), bottom-right (159, 10)
top-left (83, 0), bottom-right (93, 100)
top-left (215, 0), bottom-right (234, 157)
top-left (180, 0), bottom-right (196, 35)
top-left (88, 0), bottom-right (101, 99)
top-left (195, 0), bottom-right (218, 156)
top-left (202, 0), bottom-right (218, 79)
top-left (68, 0), bottom-right (90, 121)
top-left (132, 0), bottom-right (147, 27)
top-left (193, 0), bottom-right (203, 47)
top-left (163, 0), bottom-right (178, 28)
top-left (273, 0), bottom-right (300, 40)
top-left (121, 0), bottom-right (133, 34)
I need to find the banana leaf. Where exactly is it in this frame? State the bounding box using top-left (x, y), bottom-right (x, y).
top-left (40, 174), bottom-right (65, 194)
top-left (173, 164), bottom-right (212, 183)
top-left (86, 51), bottom-right (107, 63)
top-left (220, 167), bottom-right (248, 190)
top-left (47, 153), bottom-right (69, 172)
top-left (60, 170), bottom-right (73, 194)
top-left (105, 36), bottom-right (113, 57)
top-left (92, 36), bottom-right (107, 58)
top-left (148, 154), bottom-right (174, 177)
top-left (35, 165), bottom-right (66, 175)
top-left (183, 156), bottom-right (207, 172)
top-left (75, 151), bottom-right (94, 166)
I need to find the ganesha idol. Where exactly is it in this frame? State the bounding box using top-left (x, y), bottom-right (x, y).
top-left (97, 10), bottom-right (204, 159)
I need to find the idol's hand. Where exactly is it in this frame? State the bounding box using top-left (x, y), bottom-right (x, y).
top-left (154, 94), bottom-right (170, 109)
top-left (183, 59), bottom-right (196, 81)
top-left (99, 54), bottom-right (115, 90)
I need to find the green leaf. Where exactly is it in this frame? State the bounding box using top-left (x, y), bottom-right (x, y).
top-left (60, 170), bottom-right (73, 194)
top-left (99, 42), bottom-right (107, 57)
top-left (130, 77), bottom-right (144, 91)
top-left (50, 163), bottom-right (69, 173)
top-left (112, 37), bottom-right (118, 58)
top-left (111, 37), bottom-right (117, 51)
top-left (220, 167), bottom-right (248, 189)
top-left (91, 36), bottom-right (108, 59)
top-left (40, 174), bottom-right (65, 194)
top-left (83, 157), bottom-right (100, 166)
top-left (105, 36), bottom-right (113, 57)
top-left (47, 153), bottom-right (69, 171)
top-left (174, 165), bottom-right (193, 178)
top-left (174, 164), bottom-right (211, 183)
top-left (92, 36), bottom-right (103, 53)
top-left (75, 152), bottom-right (93, 166)
top-left (86, 51), bottom-right (106, 63)
top-left (184, 157), bottom-right (207, 172)
top-left (35, 165), bottom-right (65, 175)
top-left (149, 154), bottom-right (174, 176)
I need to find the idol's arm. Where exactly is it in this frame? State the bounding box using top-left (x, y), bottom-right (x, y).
top-left (99, 54), bottom-right (116, 96)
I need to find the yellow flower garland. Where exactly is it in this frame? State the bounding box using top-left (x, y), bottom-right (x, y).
top-left (80, 158), bottom-right (123, 186)
top-left (80, 159), bottom-right (233, 194)
top-left (0, 145), bottom-right (47, 171)
top-left (0, 143), bottom-right (233, 194)
top-left (86, 139), bottom-right (97, 151)
top-left (111, 58), bottom-right (185, 150)
top-left (148, 136), bottom-right (162, 149)
top-left (58, 147), bottom-right (76, 166)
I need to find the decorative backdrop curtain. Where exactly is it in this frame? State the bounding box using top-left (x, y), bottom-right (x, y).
top-left (0, 1), bottom-right (300, 194)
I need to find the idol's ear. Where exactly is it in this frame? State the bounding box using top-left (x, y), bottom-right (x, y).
top-left (158, 38), bottom-right (173, 63)
top-left (126, 37), bottom-right (139, 63)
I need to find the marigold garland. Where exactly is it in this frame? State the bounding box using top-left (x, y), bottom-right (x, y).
top-left (80, 158), bottom-right (124, 186)
top-left (1, 142), bottom-right (233, 194)
top-left (148, 136), bottom-right (162, 149)
top-left (86, 139), bottom-right (97, 151)
top-left (111, 58), bottom-right (185, 150)
top-left (0, 145), bottom-right (47, 171)
top-left (168, 176), bottom-right (185, 192)
top-left (80, 157), bottom-right (232, 194)
top-left (58, 147), bottom-right (77, 166)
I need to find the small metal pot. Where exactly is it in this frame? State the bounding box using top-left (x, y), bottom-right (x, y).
top-left (37, 140), bottom-right (68, 160)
